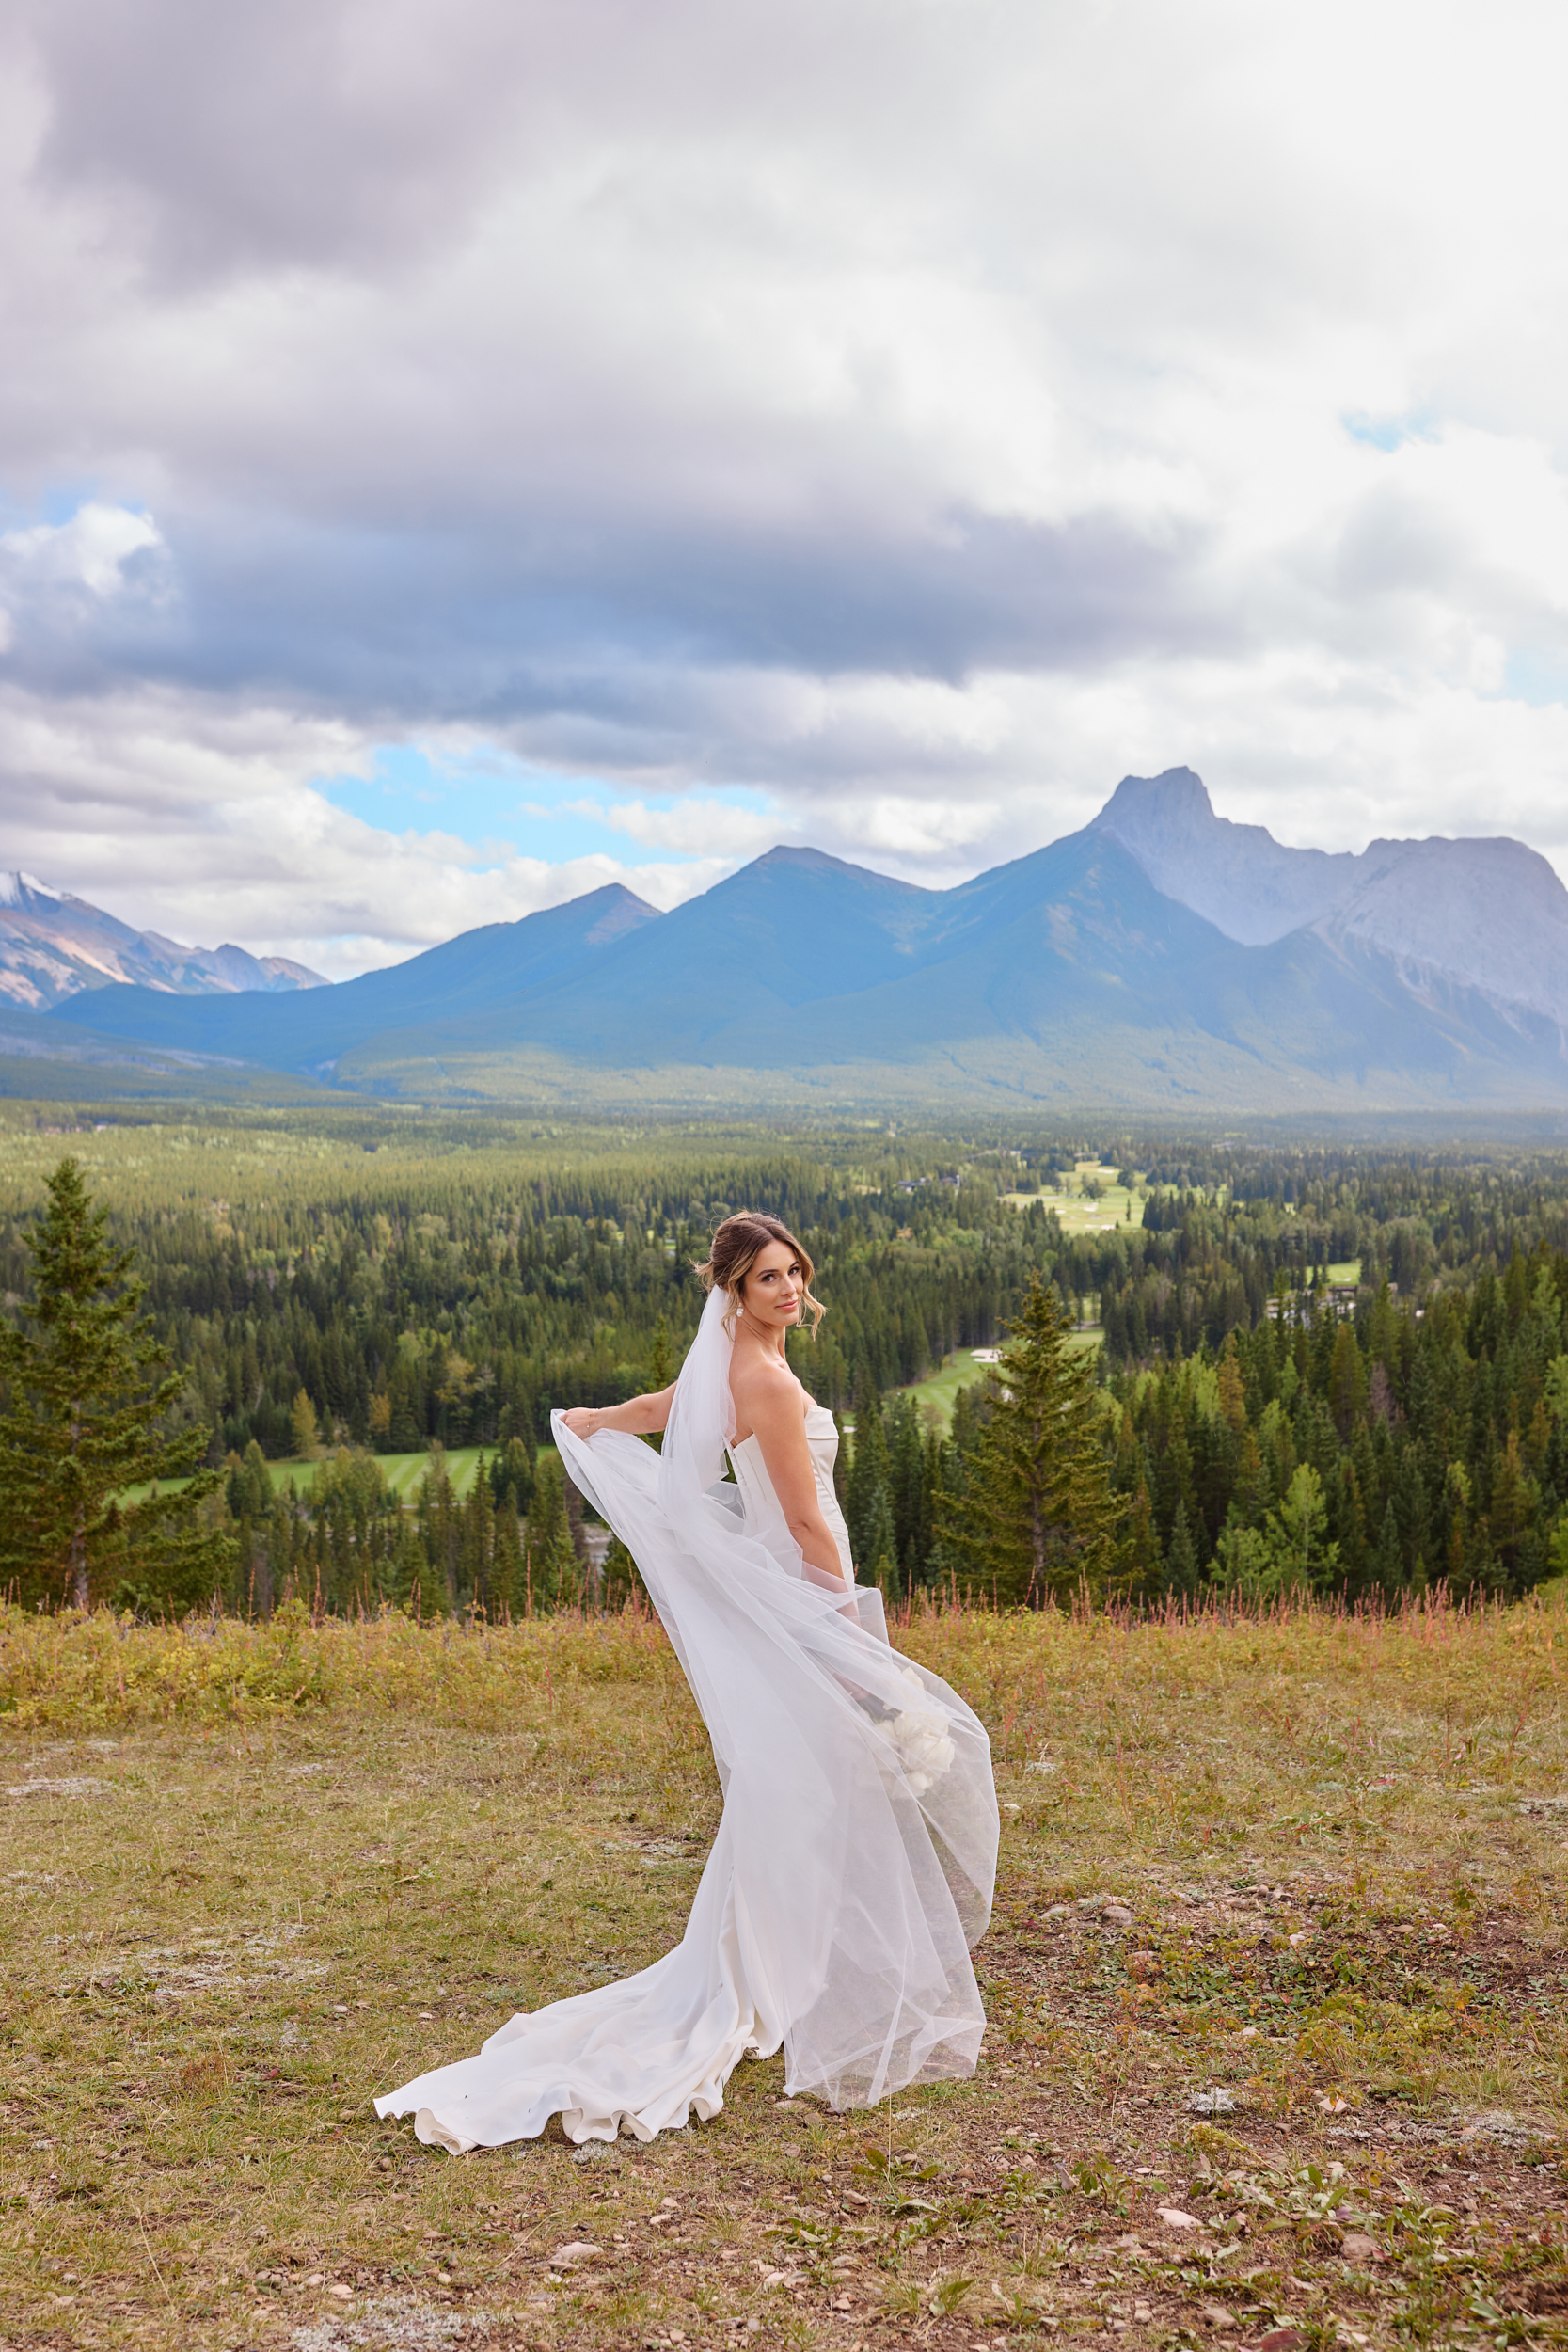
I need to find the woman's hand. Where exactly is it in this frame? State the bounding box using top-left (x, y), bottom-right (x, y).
top-left (561, 1406), bottom-right (600, 1438)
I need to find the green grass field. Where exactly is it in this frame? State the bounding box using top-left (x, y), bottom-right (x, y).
top-left (2, 1597), bottom-right (1564, 2352)
top-left (896, 1347), bottom-right (1001, 1428)
top-left (125, 1447), bottom-right (502, 1509)
top-left (900, 1330), bottom-right (1101, 1431)
top-left (1006, 1159), bottom-right (1146, 1235)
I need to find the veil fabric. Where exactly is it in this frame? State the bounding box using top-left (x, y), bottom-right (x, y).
top-left (374, 1287), bottom-right (998, 2150)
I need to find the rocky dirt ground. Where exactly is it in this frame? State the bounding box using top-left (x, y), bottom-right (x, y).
top-left (0, 1604), bottom-right (1564, 2351)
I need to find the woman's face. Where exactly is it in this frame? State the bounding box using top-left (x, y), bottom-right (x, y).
top-left (739, 1238), bottom-right (803, 1329)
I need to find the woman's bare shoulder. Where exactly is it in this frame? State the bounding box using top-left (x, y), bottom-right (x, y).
top-left (730, 1352), bottom-right (808, 1439)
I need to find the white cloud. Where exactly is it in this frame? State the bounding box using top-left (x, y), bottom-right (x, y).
top-left (0, 502), bottom-right (163, 595)
top-left (0, 683), bottom-right (725, 975)
top-left (558, 796), bottom-right (785, 861)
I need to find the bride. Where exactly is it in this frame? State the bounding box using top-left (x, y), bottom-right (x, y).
top-left (375, 1213), bottom-right (999, 2151)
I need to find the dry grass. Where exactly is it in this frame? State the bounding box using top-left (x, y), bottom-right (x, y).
top-left (2, 1596), bottom-right (1566, 2352)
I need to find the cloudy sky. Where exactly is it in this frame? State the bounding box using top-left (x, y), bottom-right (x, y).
top-left (2, 0), bottom-right (1567, 976)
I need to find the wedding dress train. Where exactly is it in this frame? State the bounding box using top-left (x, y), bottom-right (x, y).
top-left (374, 1291), bottom-right (999, 2151)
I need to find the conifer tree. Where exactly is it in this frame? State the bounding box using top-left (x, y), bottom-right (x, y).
top-left (525, 1454), bottom-right (578, 1610)
top-left (0, 1157), bottom-right (228, 1611)
top-left (938, 1274), bottom-right (1117, 1607)
top-left (462, 1454), bottom-right (495, 1613)
top-left (888, 1398), bottom-right (929, 1589)
top-left (1164, 1499), bottom-right (1200, 1597)
top-left (492, 1498), bottom-right (524, 1617)
top-left (845, 1396), bottom-right (893, 1573)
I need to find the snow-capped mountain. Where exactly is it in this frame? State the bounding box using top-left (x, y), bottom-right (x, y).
top-left (0, 872), bottom-right (325, 1009)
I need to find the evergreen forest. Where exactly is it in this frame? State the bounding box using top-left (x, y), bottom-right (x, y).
top-left (4, 1103), bottom-right (1568, 1613)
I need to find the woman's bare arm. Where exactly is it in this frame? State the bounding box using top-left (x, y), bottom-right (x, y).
top-left (561, 1385), bottom-right (676, 1439)
top-left (742, 1374), bottom-right (849, 1588)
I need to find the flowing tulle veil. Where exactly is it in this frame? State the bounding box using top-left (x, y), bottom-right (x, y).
top-left (375, 1287), bottom-right (998, 2150)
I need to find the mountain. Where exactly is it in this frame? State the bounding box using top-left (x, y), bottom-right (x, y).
top-left (1091, 770), bottom-right (1359, 943)
top-left (1092, 767), bottom-right (1568, 1024)
top-left (49, 882), bottom-right (660, 1074)
top-left (40, 775), bottom-right (1568, 1109)
top-left (0, 872), bottom-right (325, 1009)
top-left (1315, 836), bottom-right (1568, 1027)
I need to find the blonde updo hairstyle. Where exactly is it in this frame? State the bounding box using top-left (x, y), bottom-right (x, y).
top-left (695, 1212), bottom-right (825, 1339)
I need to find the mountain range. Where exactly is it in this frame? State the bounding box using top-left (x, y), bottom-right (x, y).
top-left (0, 872), bottom-right (325, 1009)
top-left (32, 770), bottom-right (1568, 1108)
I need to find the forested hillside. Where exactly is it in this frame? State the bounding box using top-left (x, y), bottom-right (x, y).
top-left (4, 1106), bottom-right (1568, 1610)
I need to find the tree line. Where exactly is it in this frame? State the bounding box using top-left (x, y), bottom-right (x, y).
top-left (9, 1125), bottom-right (1568, 1613)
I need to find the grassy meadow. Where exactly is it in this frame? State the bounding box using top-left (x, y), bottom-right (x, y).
top-left (1005, 1163), bottom-right (1145, 1236)
top-left (2, 1595), bottom-right (1565, 2352)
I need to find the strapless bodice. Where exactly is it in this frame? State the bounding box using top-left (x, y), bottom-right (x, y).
top-left (727, 1404), bottom-right (853, 1581)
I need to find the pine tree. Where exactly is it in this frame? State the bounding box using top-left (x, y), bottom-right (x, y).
top-left (1120, 1476), bottom-right (1161, 1597)
top-left (646, 1314), bottom-right (673, 1391)
top-left (888, 1398), bottom-right (929, 1590)
top-left (462, 1456), bottom-right (495, 1613)
top-left (1164, 1499), bottom-right (1200, 1597)
top-left (525, 1454), bottom-right (578, 1611)
top-left (416, 1445), bottom-right (459, 1613)
top-left (937, 1273), bottom-right (1117, 1607)
top-left (488, 1434), bottom-right (536, 1517)
top-left (491, 1499), bottom-right (523, 1617)
top-left (860, 1479), bottom-right (898, 1599)
top-left (845, 1396), bottom-right (893, 1573)
top-left (0, 1157), bottom-right (229, 1611)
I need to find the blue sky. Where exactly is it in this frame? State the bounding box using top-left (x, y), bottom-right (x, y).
top-left (317, 747), bottom-right (779, 873)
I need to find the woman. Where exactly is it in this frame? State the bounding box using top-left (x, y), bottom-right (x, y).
top-left (375, 1213), bottom-right (998, 2151)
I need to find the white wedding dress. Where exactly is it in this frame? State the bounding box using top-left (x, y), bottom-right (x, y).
top-left (375, 1290), bottom-right (999, 2151)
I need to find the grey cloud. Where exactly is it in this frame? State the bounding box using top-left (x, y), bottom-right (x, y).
top-left (14, 0), bottom-right (955, 288)
top-left (0, 0), bottom-right (1566, 959)
top-left (0, 495), bottom-right (1227, 718)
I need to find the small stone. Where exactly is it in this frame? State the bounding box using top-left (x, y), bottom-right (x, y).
top-left (1043, 1903), bottom-right (1070, 1921)
top-left (436, 2269), bottom-right (453, 2285)
top-left (303, 2273), bottom-right (325, 2287)
top-left (328, 2283), bottom-right (352, 2300)
top-left (1258, 2330), bottom-right (1305, 2352)
top-left (550, 2241), bottom-right (604, 2266)
top-left (1157, 2206), bottom-right (1201, 2230)
top-left (1102, 1903), bottom-right (1135, 1929)
top-left (1199, 2302), bottom-right (1238, 2330)
top-left (1339, 2232), bottom-right (1381, 2264)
